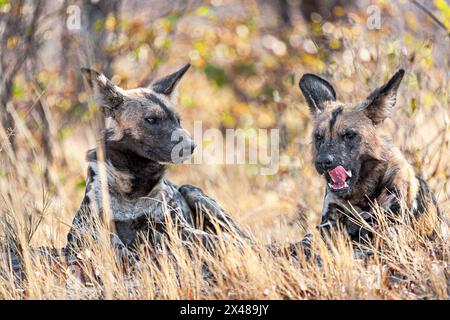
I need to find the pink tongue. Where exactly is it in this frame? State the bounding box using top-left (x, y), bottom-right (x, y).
top-left (328, 165), bottom-right (349, 187)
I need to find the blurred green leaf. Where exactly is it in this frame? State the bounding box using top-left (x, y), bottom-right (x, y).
top-left (435, 0), bottom-right (450, 17)
top-left (197, 6), bottom-right (210, 16)
top-left (204, 64), bottom-right (228, 87)
top-left (94, 19), bottom-right (105, 32)
top-left (12, 81), bottom-right (24, 98)
top-left (165, 12), bottom-right (183, 24)
top-left (233, 63), bottom-right (256, 76)
top-left (407, 98), bottom-right (418, 117)
top-left (56, 127), bottom-right (73, 141)
top-left (76, 179), bottom-right (86, 189)
top-left (221, 113), bottom-right (235, 127)
top-left (131, 48), bottom-right (140, 60)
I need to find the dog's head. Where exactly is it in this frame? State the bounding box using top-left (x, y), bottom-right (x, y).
top-left (299, 69), bottom-right (405, 197)
top-left (81, 64), bottom-right (196, 164)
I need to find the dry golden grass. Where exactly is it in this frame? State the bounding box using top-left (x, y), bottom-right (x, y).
top-left (0, 0), bottom-right (449, 299)
top-left (0, 74), bottom-right (448, 299)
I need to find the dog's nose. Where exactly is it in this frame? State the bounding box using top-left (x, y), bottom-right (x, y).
top-left (190, 141), bottom-right (197, 153)
top-left (316, 153), bottom-right (334, 170)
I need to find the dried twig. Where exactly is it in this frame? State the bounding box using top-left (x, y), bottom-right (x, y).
top-left (411, 0), bottom-right (450, 39)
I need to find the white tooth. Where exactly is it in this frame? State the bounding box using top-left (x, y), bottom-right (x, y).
top-left (328, 183), bottom-right (333, 189)
top-left (346, 169), bottom-right (352, 177)
top-left (344, 182), bottom-right (349, 188)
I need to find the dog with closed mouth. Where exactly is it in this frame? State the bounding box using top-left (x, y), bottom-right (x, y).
top-left (298, 69), bottom-right (440, 244)
top-left (66, 64), bottom-right (247, 265)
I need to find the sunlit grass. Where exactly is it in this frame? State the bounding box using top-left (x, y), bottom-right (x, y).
top-left (0, 0), bottom-right (448, 300)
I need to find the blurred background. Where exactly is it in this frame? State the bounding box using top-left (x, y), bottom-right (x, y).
top-left (0, 0), bottom-right (448, 247)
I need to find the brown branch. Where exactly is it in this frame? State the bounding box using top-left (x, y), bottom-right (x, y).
top-left (411, 0), bottom-right (450, 39)
top-left (0, 0), bottom-right (44, 151)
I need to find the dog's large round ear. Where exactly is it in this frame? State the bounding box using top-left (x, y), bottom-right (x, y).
top-left (361, 69), bottom-right (405, 125)
top-left (80, 67), bottom-right (124, 117)
top-left (299, 74), bottom-right (336, 116)
top-left (152, 64), bottom-right (191, 103)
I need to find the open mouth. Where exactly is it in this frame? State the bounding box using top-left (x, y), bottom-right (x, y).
top-left (327, 165), bottom-right (352, 191)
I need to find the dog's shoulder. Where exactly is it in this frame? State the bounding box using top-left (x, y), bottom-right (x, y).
top-left (380, 145), bottom-right (419, 207)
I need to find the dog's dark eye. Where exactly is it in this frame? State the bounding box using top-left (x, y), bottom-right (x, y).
top-left (146, 117), bottom-right (158, 124)
top-left (314, 133), bottom-right (323, 142)
top-left (342, 130), bottom-right (356, 140)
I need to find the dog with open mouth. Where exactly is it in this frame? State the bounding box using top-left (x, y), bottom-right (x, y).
top-left (298, 69), bottom-right (440, 244)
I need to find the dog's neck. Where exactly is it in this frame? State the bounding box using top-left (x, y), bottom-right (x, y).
top-left (87, 138), bottom-right (166, 199)
top-left (346, 144), bottom-right (401, 207)
top-left (354, 158), bottom-right (389, 204)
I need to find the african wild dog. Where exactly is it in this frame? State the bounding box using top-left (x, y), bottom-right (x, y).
top-left (66, 64), bottom-right (247, 265)
top-left (298, 69), bottom-right (440, 244)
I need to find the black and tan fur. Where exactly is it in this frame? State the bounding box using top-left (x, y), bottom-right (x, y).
top-left (298, 69), bottom-right (440, 243)
top-left (66, 64), bottom-right (247, 264)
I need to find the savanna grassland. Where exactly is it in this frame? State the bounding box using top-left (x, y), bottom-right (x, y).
top-left (0, 0), bottom-right (448, 299)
